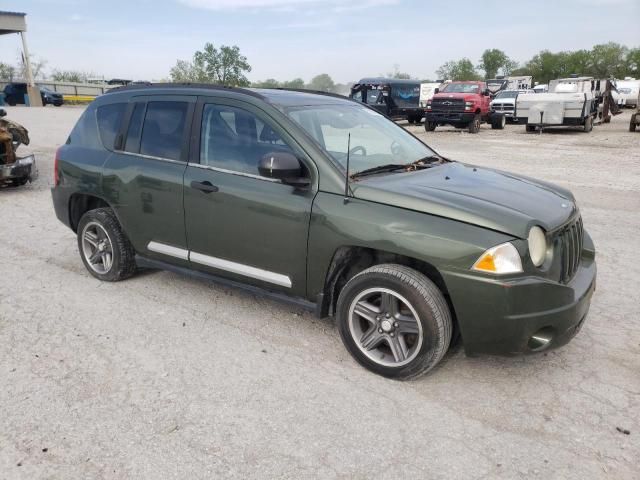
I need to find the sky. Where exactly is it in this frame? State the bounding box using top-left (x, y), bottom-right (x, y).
top-left (1, 0), bottom-right (638, 84)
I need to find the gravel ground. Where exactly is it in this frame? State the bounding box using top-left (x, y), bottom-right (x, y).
top-left (1, 106), bottom-right (639, 479)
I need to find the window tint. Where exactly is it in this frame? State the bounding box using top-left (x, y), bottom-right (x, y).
top-left (125, 102), bottom-right (146, 152)
top-left (96, 103), bottom-right (126, 150)
top-left (139, 101), bottom-right (188, 161)
top-left (200, 104), bottom-right (293, 175)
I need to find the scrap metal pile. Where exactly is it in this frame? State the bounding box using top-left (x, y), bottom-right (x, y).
top-left (0, 109), bottom-right (37, 186)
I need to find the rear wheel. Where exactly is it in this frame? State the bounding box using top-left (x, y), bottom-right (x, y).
top-left (630, 114), bottom-right (637, 132)
top-left (337, 264), bottom-right (453, 379)
top-left (526, 124), bottom-right (536, 133)
top-left (77, 208), bottom-right (137, 282)
top-left (468, 114), bottom-right (481, 133)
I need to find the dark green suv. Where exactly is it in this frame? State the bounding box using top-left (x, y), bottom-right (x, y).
top-left (51, 84), bottom-right (596, 379)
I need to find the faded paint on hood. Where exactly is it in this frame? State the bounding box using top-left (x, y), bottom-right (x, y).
top-left (351, 162), bottom-right (576, 239)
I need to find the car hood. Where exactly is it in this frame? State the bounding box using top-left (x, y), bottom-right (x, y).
top-left (351, 162), bottom-right (576, 239)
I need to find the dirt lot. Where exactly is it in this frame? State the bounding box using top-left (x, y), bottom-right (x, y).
top-left (1, 106), bottom-right (639, 479)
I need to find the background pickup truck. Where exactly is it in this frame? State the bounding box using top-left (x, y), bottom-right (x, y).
top-left (425, 81), bottom-right (505, 133)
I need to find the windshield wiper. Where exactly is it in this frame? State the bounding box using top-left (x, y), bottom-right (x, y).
top-left (350, 164), bottom-right (408, 179)
top-left (350, 155), bottom-right (446, 180)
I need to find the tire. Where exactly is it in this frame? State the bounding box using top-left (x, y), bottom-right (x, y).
top-left (424, 121), bottom-right (437, 132)
top-left (336, 264), bottom-right (453, 380)
top-left (491, 113), bottom-right (506, 130)
top-left (468, 114), bottom-right (481, 133)
top-left (630, 115), bottom-right (637, 132)
top-left (583, 115), bottom-right (593, 132)
top-left (76, 208), bottom-right (137, 282)
top-left (526, 124), bottom-right (536, 133)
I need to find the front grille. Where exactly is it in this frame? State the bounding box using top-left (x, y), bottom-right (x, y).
top-left (556, 216), bottom-right (583, 283)
top-left (430, 98), bottom-right (465, 112)
top-left (492, 103), bottom-right (514, 111)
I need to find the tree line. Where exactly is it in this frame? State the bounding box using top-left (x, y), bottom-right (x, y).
top-left (437, 43), bottom-right (639, 84)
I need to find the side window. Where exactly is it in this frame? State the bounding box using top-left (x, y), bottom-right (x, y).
top-left (96, 103), bottom-right (126, 150)
top-left (124, 102), bottom-right (146, 153)
top-left (200, 104), bottom-right (294, 175)
top-left (139, 101), bottom-right (188, 161)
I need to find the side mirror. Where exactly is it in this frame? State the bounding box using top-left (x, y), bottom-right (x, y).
top-left (434, 88), bottom-right (439, 94)
top-left (259, 151), bottom-right (309, 187)
top-left (0, 108), bottom-right (6, 117)
top-left (483, 89), bottom-right (491, 96)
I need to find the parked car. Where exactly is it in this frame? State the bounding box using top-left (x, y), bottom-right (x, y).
top-left (350, 78), bottom-right (424, 124)
top-left (3, 83), bottom-right (63, 106)
top-left (517, 76), bottom-right (604, 132)
top-left (533, 84), bottom-right (548, 93)
top-left (490, 90), bottom-right (534, 122)
top-left (425, 81), bottom-right (505, 133)
top-left (51, 84), bottom-right (596, 379)
top-left (38, 86), bottom-right (64, 106)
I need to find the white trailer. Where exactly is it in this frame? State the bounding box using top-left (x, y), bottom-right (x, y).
top-left (419, 81), bottom-right (443, 108)
top-left (516, 77), bottom-right (604, 133)
top-left (612, 79), bottom-right (640, 108)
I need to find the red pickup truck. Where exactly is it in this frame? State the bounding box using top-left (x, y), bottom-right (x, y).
top-left (425, 81), bottom-right (505, 133)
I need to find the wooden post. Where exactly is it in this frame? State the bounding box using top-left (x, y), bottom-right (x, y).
top-left (20, 31), bottom-right (43, 107)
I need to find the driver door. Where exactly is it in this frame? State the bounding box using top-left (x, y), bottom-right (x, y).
top-left (183, 97), bottom-right (316, 296)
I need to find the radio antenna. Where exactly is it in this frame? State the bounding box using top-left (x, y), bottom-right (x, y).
top-left (343, 133), bottom-right (351, 204)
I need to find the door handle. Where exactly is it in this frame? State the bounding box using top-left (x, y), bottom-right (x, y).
top-left (191, 180), bottom-right (219, 193)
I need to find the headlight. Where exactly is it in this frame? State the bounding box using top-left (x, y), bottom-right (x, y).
top-left (528, 226), bottom-right (547, 267)
top-left (472, 242), bottom-right (523, 274)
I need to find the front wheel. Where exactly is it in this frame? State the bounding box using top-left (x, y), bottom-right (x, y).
top-left (630, 114), bottom-right (638, 132)
top-left (337, 264), bottom-right (453, 379)
top-left (583, 115), bottom-right (593, 132)
top-left (491, 113), bottom-right (506, 130)
top-left (526, 124), bottom-right (536, 133)
top-left (468, 114), bottom-right (481, 133)
top-left (77, 208), bottom-right (137, 282)
top-left (424, 121), bottom-right (437, 132)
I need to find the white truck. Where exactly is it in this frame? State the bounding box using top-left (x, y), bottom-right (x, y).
top-left (516, 76), bottom-right (604, 133)
top-left (612, 78), bottom-right (640, 108)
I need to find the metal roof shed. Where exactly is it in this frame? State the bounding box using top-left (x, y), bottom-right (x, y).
top-left (0, 11), bottom-right (42, 106)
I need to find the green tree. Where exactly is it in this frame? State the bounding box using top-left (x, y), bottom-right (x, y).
top-left (626, 48), bottom-right (640, 78)
top-left (51, 69), bottom-right (89, 83)
top-left (170, 43), bottom-right (252, 86)
top-left (307, 73), bottom-right (335, 92)
top-left (0, 62), bottom-right (16, 80)
top-left (252, 78), bottom-right (280, 88)
top-left (479, 49), bottom-right (506, 79)
top-left (437, 58), bottom-right (480, 81)
top-left (282, 78), bottom-right (305, 89)
top-left (589, 42), bottom-right (628, 78)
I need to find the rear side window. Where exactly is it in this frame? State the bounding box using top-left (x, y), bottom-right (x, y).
top-left (139, 101), bottom-right (188, 161)
top-left (96, 103), bottom-right (126, 150)
top-left (125, 102), bottom-right (146, 153)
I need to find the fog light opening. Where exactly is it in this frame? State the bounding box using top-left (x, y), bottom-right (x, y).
top-left (528, 327), bottom-right (555, 352)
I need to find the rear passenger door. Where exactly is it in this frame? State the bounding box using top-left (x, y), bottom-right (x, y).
top-left (102, 95), bottom-right (195, 264)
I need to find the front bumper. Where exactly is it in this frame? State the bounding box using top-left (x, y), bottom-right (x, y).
top-left (442, 239), bottom-right (596, 356)
top-left (0, 154), bottom-right (38, 184)
top-left (426, 111), bottom-right (475, 124)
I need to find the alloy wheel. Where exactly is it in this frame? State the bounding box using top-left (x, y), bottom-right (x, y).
top-left (348, 288), bottom-right (424, 367)
top-left (81, 221), bottom-right (114, 274)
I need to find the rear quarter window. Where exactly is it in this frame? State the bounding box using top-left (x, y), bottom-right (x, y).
top-left (96, 103), bottom-right (126, 150)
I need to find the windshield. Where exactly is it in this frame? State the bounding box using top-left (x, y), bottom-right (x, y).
top-left (495, 90), bottom-right (518, 99)
top-left (441, 83), bottom-right (479, 94)
top-left (365, 89), bottom-right (384, 105)
top-left (285, 104), bottom-right (436, 173)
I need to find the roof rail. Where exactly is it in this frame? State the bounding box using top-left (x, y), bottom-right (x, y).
top-left (271, 87), bottom-right (352, 101)
top-left (104, 82), bottom-right (265, 99)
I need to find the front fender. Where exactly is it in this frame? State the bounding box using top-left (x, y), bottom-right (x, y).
top-left (306, 192), bottom-right (514, 300)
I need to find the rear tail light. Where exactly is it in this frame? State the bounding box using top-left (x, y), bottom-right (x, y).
top-left (54, 146), bottom-right (61, 186)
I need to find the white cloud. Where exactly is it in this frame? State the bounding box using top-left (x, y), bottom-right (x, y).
top-left (179, 0), bottom-right (396, 10)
